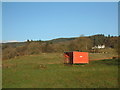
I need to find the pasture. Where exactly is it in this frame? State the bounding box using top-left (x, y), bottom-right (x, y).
top-left (2, 53), bottom-right (118, 88)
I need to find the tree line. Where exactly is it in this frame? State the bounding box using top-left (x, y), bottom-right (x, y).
top-left (2, 34), bottom-right (119, 60)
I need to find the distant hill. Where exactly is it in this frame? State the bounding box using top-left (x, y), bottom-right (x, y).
top-left (2, 34), bottom-right (119, 60)
top-left (2, 34), bottom-right (119, 48)
top-left (2, 42), bottom-right (26, 48)
top-left (2, 37), bottom-right (77, 47)
top-left (47, 37), bottom-right (76, 43)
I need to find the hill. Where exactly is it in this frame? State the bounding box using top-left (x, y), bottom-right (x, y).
top-left (2, 37), bottom-right (76, 48)
top-left (48, 37), bottom-right (76, 43)
top-left (2, 42), bottom-right (26, 48)
top-left (2, 34), bottom-right (119, 60)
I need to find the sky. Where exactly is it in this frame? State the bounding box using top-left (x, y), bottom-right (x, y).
top-left (2, 2), bottom-right (118, 42)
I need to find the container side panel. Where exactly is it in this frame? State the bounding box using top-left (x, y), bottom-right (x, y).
top-left (73, 52), bottom-right (89, 64)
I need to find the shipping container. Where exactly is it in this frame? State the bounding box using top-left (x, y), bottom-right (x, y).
top-left (64, 51), bottom-right (89, 64)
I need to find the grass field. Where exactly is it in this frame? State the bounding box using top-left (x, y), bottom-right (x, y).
top-left (2, 53), bottom-right (118, 88)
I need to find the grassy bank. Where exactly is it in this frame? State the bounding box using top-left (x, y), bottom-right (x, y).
top-left (2, 53), bottom-right (118, 88)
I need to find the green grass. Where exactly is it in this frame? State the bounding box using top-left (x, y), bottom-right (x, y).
top-left (89, 53), bottom-right (117, 60)
top-left (2, 53), bottom-right (118, 88)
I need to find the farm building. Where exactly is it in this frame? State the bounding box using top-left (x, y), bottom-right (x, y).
top-left (64, 51), bottom-right (89, 64)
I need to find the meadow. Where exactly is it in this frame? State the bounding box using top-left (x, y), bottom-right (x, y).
top-left (2, 53), bottom-right (118, 88)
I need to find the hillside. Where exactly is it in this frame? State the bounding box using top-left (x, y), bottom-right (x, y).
top-left (2, 34), bottom-right (119, 60)
top-left (2, 34), bottom-right (119, 48)
top-left (2, 37), bottom-right (77, 48)
top-left (2, 42), bottom-right (26, 48)
top-left (48, 37), bottom-right (76, 43)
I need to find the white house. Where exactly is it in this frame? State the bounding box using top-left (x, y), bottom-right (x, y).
top-left (92, 45), bottom-right (105, 49)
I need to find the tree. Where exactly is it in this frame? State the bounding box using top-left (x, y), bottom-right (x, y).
top-left (89, 34), bottom-right (106, 46)
top-left (42, 42), bottom-right (54, 53)
top-left (27, 39), bottom-right (30, 42)
top-left (67, 37), bottom-right (93, 52)
top-left (68, 40), bottom-right (78, 51)
top-left (76, 37), bottom-right (93, 51)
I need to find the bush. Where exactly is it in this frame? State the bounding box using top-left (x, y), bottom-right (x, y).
top-left (2, 47), bottom-right (17, 60)
top-left (26, 42), bottom-right (42, 55)
top-left (16, 45), bottom-right (27, 56)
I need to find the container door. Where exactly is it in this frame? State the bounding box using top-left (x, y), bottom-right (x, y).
top-left (64, 52), bottom-right (73, 64)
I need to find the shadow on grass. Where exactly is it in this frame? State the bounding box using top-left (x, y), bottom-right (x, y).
top-left (64, 59), bottom-right (119, 67)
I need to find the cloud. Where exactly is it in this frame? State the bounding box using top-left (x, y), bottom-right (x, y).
top-left (1, 40), bottom-right (19, 43)
top-left (7, 40), bottom-right (18, 43)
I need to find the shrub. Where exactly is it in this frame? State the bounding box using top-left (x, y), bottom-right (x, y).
top-left (2, 47), bottom-right (17, 60)
top-left (26, 42), bottom-right (42, 55)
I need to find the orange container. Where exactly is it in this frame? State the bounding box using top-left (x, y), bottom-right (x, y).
top-left (64, 51), bottom-right (89, 64)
